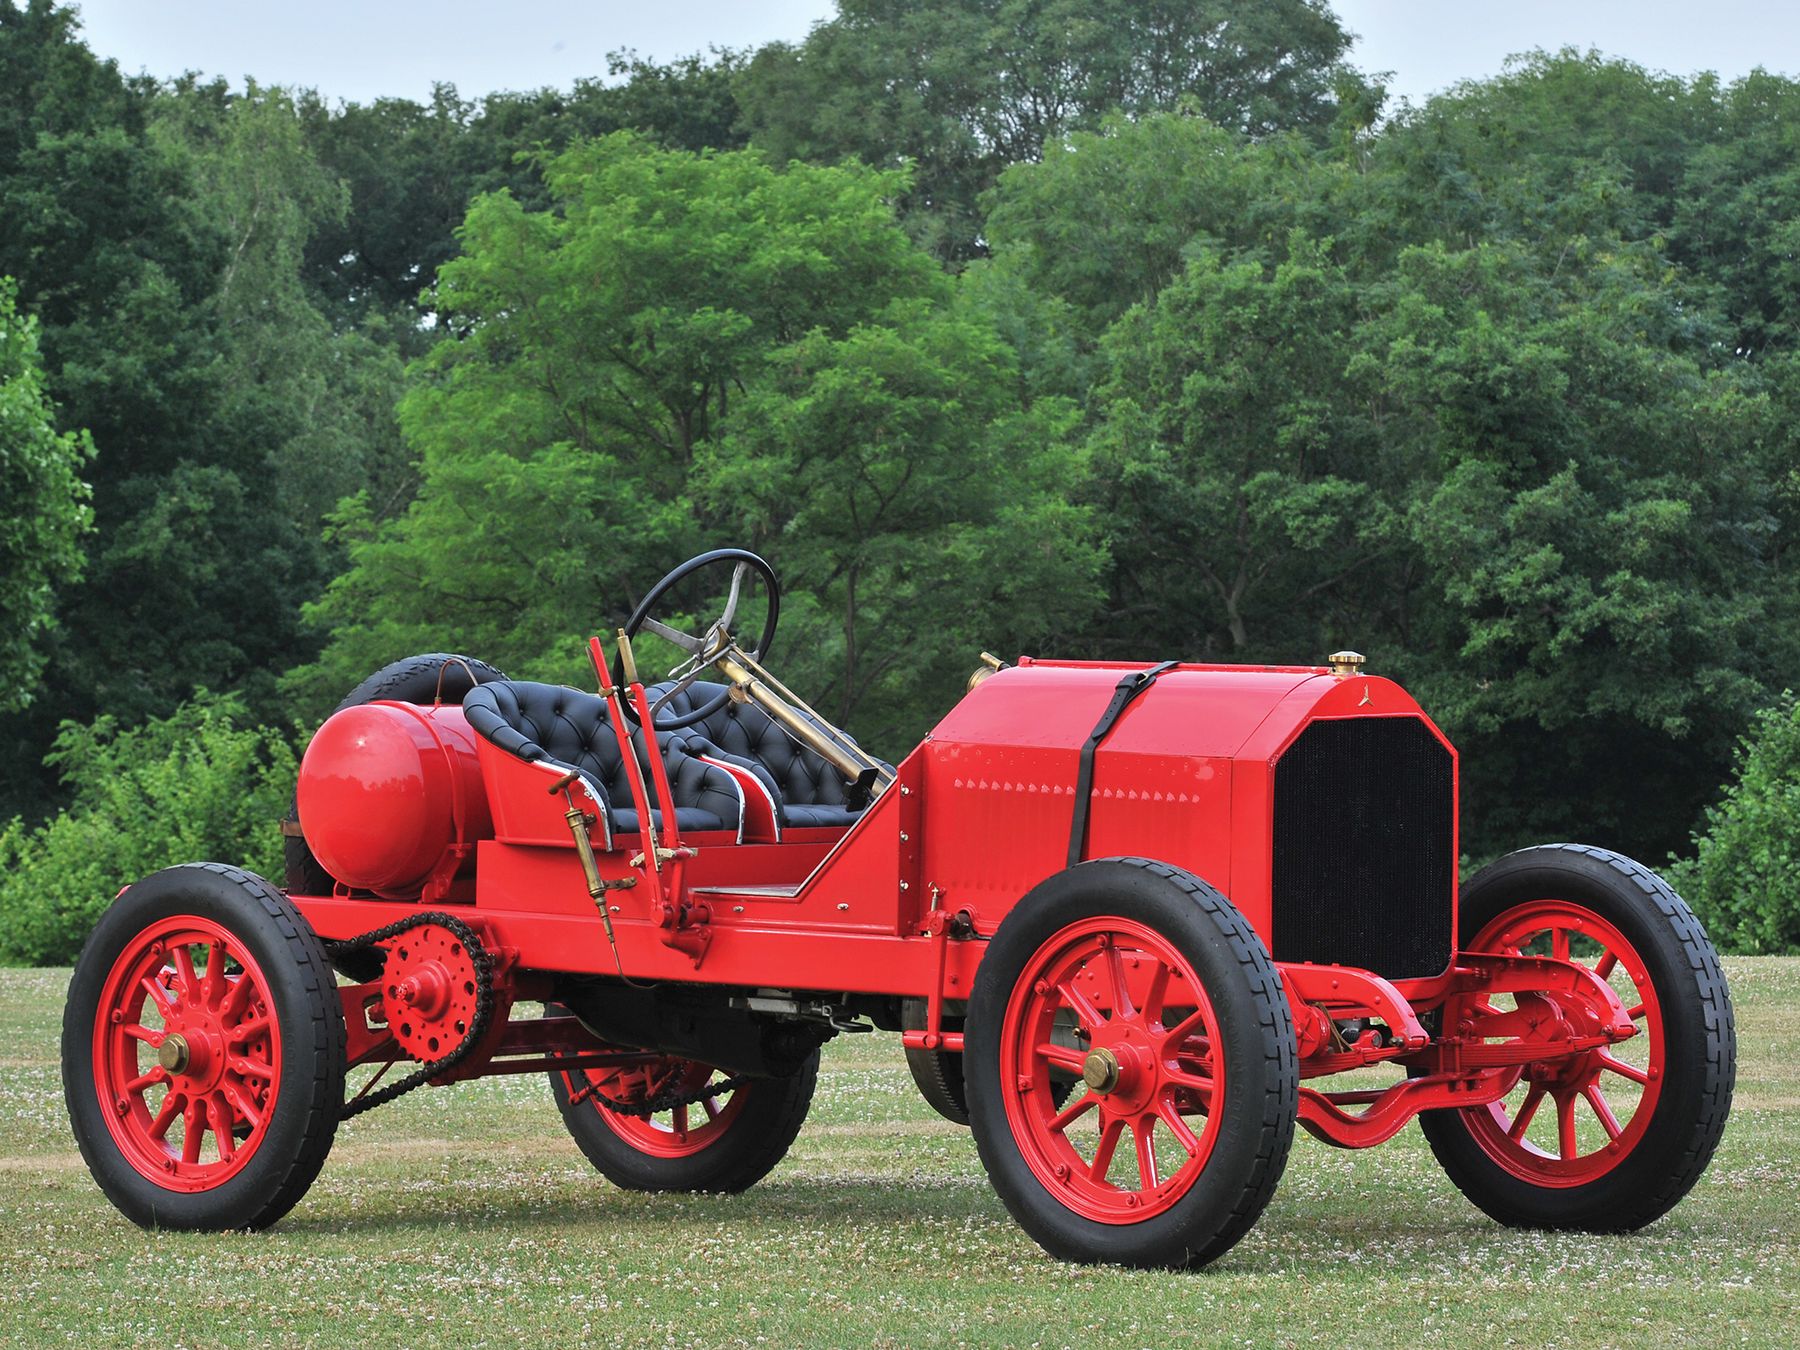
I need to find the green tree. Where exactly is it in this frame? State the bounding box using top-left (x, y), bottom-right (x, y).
top-left (290, 137), bottom-right (951, 717)
top-left (1085, 237), bottom-right (1383, 659)
top-left (298, 53), bottom-right (750, 331)
top-left (738, 0), bottom-right (1368, 257)
top-left (0, 694), bottom-right (295, 965)
top-left (0, 277), bottom-right (92, 709)
top-left (701, 296), bottom-right (1102, 739)
top-left (1668, 694), bottom-right (1800, 953)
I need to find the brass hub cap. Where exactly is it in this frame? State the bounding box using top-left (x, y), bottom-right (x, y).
top-left (1082, 1048), bottom-right (1121, 1094)
top-left (157, 1032), bottom-right (191, 1075)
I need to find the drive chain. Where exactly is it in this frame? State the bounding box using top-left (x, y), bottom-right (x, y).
top-left (326, 911), bottom-right (494, 1120)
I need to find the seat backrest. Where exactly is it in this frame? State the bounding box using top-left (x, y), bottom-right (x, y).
top-left (650, 681), bottom-right (856, 809)
top-left (462, 680), bottom-right (637, 811)
top-left (464, 680), bottom-right (746, 837)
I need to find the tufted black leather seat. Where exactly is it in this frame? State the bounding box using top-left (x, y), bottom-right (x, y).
top-left (462, 681), bottom-right (744, 838)
top-left (645, 681), bottom-right (890, 830)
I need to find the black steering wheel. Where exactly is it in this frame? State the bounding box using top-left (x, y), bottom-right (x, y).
top-left (617, 549), bottom-right (781, 730)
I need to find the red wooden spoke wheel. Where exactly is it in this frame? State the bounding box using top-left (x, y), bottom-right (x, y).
top-left (63, 864), bottom-right (345, 1230)
top-left (1000, 916), bottom-right (1226, 1222)
top-left (966, 859), bottom-right (1297, 1269)
top-left (550, 1049), bottom-right (818, 1193)
top-left (1421, 845), bottom-right (1735, 1232)
top-left (567, 1058), bottom-right (752, 1159)
top-left (91, 915), bottom-right (282, 1190)
top-left (1458, 901), bottom-right (1662, 1185)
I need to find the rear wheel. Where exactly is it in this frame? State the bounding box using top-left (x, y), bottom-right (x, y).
top-left (902, 997), bottom-right (970, 1125)
top-left (550, 1051), bottom-right (817, 1193)
top-left (62, 864), bottom-right (345, 1229)
top-left (965, 858), bottom-right (1297, 1268)
top-left (1420, 844), bottom-right (1735, 1230)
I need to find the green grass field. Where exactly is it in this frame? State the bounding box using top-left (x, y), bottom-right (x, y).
top-left (2, 959), bottom-right (1795, 1348)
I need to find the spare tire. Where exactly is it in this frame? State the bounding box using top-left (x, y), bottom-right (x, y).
top-left (284, 653), bottom-right (506, 979)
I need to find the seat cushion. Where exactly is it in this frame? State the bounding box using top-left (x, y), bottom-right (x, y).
top-left (614, 806), bottom-right (730, 834)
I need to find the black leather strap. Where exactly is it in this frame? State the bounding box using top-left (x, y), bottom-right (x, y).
top-left (1067, 661), bottom-right (1180, 867)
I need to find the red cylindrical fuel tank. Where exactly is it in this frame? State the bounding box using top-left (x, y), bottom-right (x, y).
top-left (296, 702), bottom-right (493, 899)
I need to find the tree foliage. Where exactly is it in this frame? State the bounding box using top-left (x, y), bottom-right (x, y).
top-left (0, 694), bottom-right (296, 965)
top-left (319, 133), bottom-right (932, 664)
top-left (738, 0), bottom-right (1368, 257)
top-left (9, 7), bottom-right (1800, 958)
top-left (0, 277), bottom-right (92, 708)
top-left (1668, 695), bottom-right (1800, 954)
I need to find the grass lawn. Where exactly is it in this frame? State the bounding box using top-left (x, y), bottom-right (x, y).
top-left (2, 958), bottom-right (1795, 1348)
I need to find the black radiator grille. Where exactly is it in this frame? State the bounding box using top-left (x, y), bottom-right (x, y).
top-left (1270, 716), bottom-right (1455, 980)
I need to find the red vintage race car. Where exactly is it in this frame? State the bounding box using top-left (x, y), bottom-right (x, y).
top-left (61, 549), bottom-right (1736, 1267)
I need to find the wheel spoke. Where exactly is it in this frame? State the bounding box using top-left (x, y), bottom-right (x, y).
top-left (1582, 1084), bottom-right (1623, 1141)
top-left (1055, 978), bottom-right (1106, 1033)
top-left (181, 1101), bottom-right (204, 1166)
top-left (1598, 1051), bottom-right (1649, 1086)
top-left (230, 1054), bottom-right (274, 1081)
top-left (1089, 1117), bottom-right (1124, 1182)
top-left (1508, 1084), bottom-right (1547, 1141)
top-left (1133, 1117), bottom-right (1159, 1190)
top-left (1156, 1098), bottom-right (1203, 1155)
top-left (1557, 1092), bottom-right (1579, 1160)
top-left (123, 1067), bottom-right (165, 1095)
top-left (140, 975), bottom-right (177, 1018)
top-left (218, 972), bottom-right (253, 1020)
top-left (201, 938), bottom-right (227, 1007)
top-left (1626, 1002), bottom-right (1647, 1021)
top-left (672, 1104), bottom-right (689, 1138)
top-left (1047, 1091), bottom-right (1098, 1135)
top-left (639, 616), bottom-right (705, 655)
top-left (1167, 1068), bottom-right (1213, 1098)
top-left (212, 1093), bottom-right (236, 1163)
top-left (122, 1022), bottom-right (163, 1046)
top-left (1593, 949), bottom-right (1618, 980)
top-left (1102, 942), bottom-right (1134, 1020)
top-left (228, 1014), bottom-right (272, 1044)
top-left (171, 945), bottom-right (200, 1001)
top-left (1141, 960), bottom-right (1171, 1026)
top-left (1035, 1043), bottom-right (1090, 1076)
top-left (719, 561), bottom-right (748, 634)
top-left (1551, 928), bottom-right (1570, 963)
top-left (220, 1079), bottom-right (262, 1132)
top-left (148, 1091), bottom-right (184, 1141)
top-left (700, 1095), bottom-right (721, 1122)
top-left (1161, 1007), bottom-right (1209, 1048)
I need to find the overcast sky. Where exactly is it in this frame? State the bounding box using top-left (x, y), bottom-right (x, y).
top-left (64, 1), bottom-right (1800, 110)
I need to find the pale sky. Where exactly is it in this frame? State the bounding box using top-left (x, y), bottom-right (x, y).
top-left (64, 1), bottom-right (1800, 109)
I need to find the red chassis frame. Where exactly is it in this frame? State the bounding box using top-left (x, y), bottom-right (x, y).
top-left (296, 643), bottom-right (1639, 1148)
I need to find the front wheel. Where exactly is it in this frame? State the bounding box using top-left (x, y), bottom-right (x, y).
top-left (550, 1051), bottom-right (817, 1193)
top-left (965, 858), bottom-right (1298, 1269)
top-left (62, 863), bottom-right (346, 1229)
top-left (1421, 844), bottom-right (1735, 1231)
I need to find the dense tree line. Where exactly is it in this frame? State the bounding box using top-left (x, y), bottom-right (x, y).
top-left (2, 0), bottom-right (1797, 958)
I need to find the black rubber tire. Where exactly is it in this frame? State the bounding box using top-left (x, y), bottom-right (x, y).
top-left (1419, 844), bottom-right (1735, 1232)
top-left (62, 863), bottom-right (347, 1230)
top-left (965, 857), bottom-right (1298, 1269)
top-left (901, 997), bottom-right (970, 1125)
top-left (549, 1052), bottom-right (818, 1193)
top-left (283, 652), bottom-right (505, 979)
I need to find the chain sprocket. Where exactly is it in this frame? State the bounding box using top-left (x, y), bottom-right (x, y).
top-left (567, 1062), bottom-right (757, 1118)
top-left (328, 911), bottom-right (493, 1120)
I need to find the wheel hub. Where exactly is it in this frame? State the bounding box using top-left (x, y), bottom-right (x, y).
top-left (157, 1032), bottom-right (191, 1075)
top-left (1082, 1048), bottom-right (1120, 1094)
